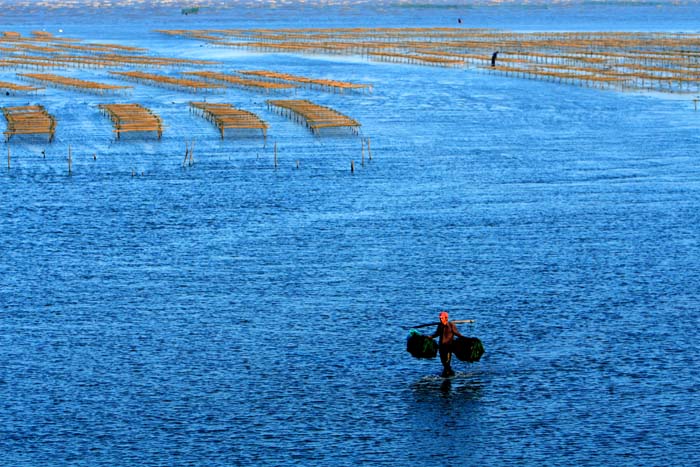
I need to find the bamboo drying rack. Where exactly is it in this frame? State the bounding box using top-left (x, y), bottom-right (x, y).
top-left (18, 72), bottom-right (132, 95)
top-left (98, 103), bottom-right (163, 140)
top-left (2, 105), bottom-right (56, 142)
top-left (190, 101), bottom-right (268, 139)
top-left (0, 79), bottom-right (43, 94)
top-left (266, 99), bottom-right (360, 135)
top-left (110, 71), bottom-right (225, 93)
top-left (183, 71), bottom-right (297, 93)
top-left (237, 70), bottom-right (372, 93)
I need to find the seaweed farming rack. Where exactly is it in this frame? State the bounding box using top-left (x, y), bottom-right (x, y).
top-left (190, 102), bottom-right (268, 140)
top-left (0, 54), bottom-right (218, 70)
top-left (110, 71), bottom-right (225, 93)
top-left (18, 73), bottom-right (131, 95)
top-left (0, 79), bottom-right (43, 94)
top-left (2, 105), bottom-right (56, 142)
top-left (0, 31), bottom-right (218, 70)
top-left (157, 28), bottom-right (700, 94)
top-left (98, 103), bottom-right (163, 140)
top-left (266, 99), bottom-right (360, 135)
top-left (182, 71), bottom-right (297, 94)
top-left (237, 70), bottom-right (372, 93)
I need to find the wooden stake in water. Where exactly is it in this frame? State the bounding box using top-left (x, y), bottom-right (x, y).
top-left (68, 145), bottom-right (72, 175)
top-left (351, 160), bottom-right (355, 173)
top-left (7, 145), bottom-right (10, 170)
top-left (361, 139), bottom-right (365, 167)
top-left (274, 142), bottom-right (278, 168)
top-left (367, 137), bottom-right (372, 161)
top-left (183, 142), bottom-right (189, 166)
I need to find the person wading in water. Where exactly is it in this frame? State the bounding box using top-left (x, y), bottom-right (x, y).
top-left (429, 311), bottom-right (464, 377)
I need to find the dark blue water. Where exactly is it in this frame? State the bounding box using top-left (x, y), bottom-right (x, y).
top-left (2, 1), bottom-right (700, 466)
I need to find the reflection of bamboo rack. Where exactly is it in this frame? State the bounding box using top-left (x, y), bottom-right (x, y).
top-left (190, 101), bottom-right (268, 140)
top-left (98, 103), bottom-right (163, 140)
top-left (2, 105), bottom-right (56, 142)
top-left (267, 99), bottom-right (360, 135)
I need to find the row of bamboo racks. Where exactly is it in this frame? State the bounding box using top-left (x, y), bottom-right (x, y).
top-left (157, 27), bottom-right (700, 93)
top-left (109, 71), bottom-right (226, 93)
top-left (183, 71), bottom-right (297, 94)
top-left (1, 30), bottom-right (369, 95)
top-left (237, 70), bottom-right (372, 93)
top-left (2, 98), bottom-right (358, 141)
top-left (1, 68), bottom-right (368, 96)
top-left (0, 30), bottom-right (218, 71)
top-left (0, 53), bottom-right (218, 70)
top-left (120, 69), bottom-right (369, 95)
top-left (0, 79), bottom-right (43, 94)
top-left (18, 72), bottom-right (132, 95)
top-left (2, 105), bottom-right (56, 142)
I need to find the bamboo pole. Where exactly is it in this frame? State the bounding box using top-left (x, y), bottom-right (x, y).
top-left (274, 141), bottom-right (278, 168)
top-left (361, 139), bottom-right (365, 166)
top-left (408, 319), bottom-right (476, 330)
top-left (68, 144), bottom-right (72, 175)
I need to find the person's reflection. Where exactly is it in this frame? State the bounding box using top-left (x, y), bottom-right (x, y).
top-left (440, 378), bottom-right (452, 394)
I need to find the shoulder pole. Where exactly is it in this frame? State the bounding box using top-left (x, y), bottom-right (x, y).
top-left (406, 319), bottom-right (475, 330)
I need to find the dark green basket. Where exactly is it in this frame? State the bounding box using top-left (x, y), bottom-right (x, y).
top-left (452, 337), bottom-right (485, 362)
top-left (406, 329), bottom-right (438, 359)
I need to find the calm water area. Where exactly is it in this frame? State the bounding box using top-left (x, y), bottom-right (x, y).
top-left (1, 1), bottom-right (699, 466)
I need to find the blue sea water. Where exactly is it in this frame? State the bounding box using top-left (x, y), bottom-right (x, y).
top-left (1, 1), bottom-right (699, 466)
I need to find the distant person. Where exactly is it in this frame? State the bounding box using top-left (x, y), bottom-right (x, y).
top-left (429, 310), bottom-right (464, 377)
top-left (491, 51), bottom-right (499, 67)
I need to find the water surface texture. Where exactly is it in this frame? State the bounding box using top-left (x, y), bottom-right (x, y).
top-left (1, 1), bottom-right (699, 466)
